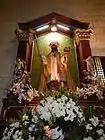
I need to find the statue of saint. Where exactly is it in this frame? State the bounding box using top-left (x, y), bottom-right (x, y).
top-left (39, 41), bottom-right (75, 93)
top-left (85, 56), bottom-right (94, 72)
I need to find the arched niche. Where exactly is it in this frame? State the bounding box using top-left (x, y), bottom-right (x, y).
top-left (15, 13), bottom-right (92, 89)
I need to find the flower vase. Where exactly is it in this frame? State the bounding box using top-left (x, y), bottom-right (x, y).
top-left (50, 126), bottom-right (64, 140)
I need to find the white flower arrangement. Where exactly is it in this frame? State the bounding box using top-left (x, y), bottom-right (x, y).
top-left (2, 90), bottom-right (105, 140)
top-left (6, 59), bottom-right (39, 104)
top-left (36, 95), bottom-right (84, 124)
top-left (83, 116), bottom-right (105, 140)
top-left (76, 70), bottom-right (105, 100)
top-left (76, 84), bottom-right (104, 100)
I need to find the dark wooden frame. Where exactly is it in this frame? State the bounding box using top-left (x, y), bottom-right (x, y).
top-left (16, 12), bottom-right (92, 83)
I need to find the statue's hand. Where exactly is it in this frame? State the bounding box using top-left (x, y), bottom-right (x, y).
top-left (41, 55), bottom-right (47, 65)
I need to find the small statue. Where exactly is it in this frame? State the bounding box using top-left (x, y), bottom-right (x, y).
top-left (85, 56), bottom-right (94, 72)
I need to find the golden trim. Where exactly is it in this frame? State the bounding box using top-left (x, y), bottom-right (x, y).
top-left (15, 28), bottom-right (36, 42)
top-left (74, 28), bottom-right (94, 45)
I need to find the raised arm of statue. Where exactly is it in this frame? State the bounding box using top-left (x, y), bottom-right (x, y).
top-left (41, 55), bottom-right (47, 65)
top-left (61, 47), bottom-right (75, 92)
top-left (61, 47), bottom-right (70, 69)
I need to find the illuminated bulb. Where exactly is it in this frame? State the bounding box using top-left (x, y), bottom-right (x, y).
top-left (51, 26), bottom-right (57, 32)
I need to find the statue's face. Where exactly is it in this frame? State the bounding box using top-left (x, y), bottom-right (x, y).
top-left (51, 45), bottom-right (58, 52)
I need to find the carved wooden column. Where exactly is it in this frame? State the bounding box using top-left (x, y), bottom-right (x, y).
top-left (74, 29), bottom-right (93, 83)
top-left (15, 29), bottom-right (35, 71)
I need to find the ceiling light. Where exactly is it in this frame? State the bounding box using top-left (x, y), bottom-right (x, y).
top-left (57, 24), bottom-right (70, 31)
top-left (36, 25), bottom-right (49, 32)
top-left (51, 25), bottom-right (57, 32)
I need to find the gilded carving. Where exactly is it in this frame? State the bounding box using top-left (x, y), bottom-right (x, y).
top-left (74, 28), bottom-right (93, 45)
top-left (15, 28), bottom-right (35, 44)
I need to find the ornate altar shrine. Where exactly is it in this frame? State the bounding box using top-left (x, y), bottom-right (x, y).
top-left (15, 13), bottom-right (93, 88)
top-left (1, 14), bottom-right (105, 140)
top-left (2, 12), bottom-right (105, 121)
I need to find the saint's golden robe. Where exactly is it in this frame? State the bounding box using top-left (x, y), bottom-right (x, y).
top-left (39, 51), bottom-right (75, 93)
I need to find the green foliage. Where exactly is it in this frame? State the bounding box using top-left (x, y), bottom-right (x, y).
top-left (8, 118), bottom-right (18, 124)
top-left (40, 85), bottom-right (78, 102)
top-left (18, 107), bottom-right (31, 118)
top-left (83, 105), bottom-right (99, 121)
top-left (6, 90), bottom-right (19, 105)
top-left (64, 125), bottom-right (86, 140)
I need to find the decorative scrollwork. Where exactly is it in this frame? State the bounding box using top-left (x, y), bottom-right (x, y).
top-left (15, 28), bottom-right (36, 44)
top-left (74, 28), bottom-right (94, 45)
